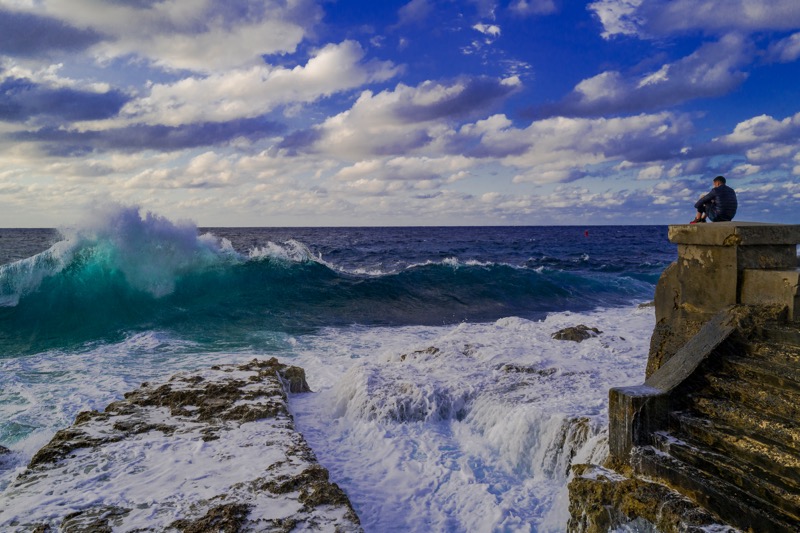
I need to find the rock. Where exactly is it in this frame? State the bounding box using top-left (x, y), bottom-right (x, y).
top-left (399, 346), bottom-right (440, 361)
top-left (552, 325), bottom-right (602, 342)
top-left (0, 358), bottom-right (361, 532)
top-left (567, 464), bottom-right (735, 533)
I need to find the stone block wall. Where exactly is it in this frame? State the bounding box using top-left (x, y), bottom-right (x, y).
top-left (649, 222), bottom-right (800, 375)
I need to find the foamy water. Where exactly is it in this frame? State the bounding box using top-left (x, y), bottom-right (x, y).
top-left (0, 305), bottom-right (653, 531)
top-left (288, 307), bottom-right (653, 532)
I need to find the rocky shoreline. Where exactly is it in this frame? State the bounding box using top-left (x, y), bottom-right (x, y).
top-left (0, 358), bottom-right (361, 532)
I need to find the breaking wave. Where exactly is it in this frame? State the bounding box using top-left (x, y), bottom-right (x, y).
top-left (0, 207), bottom-right (655, 355)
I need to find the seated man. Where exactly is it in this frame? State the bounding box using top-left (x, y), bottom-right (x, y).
top-left (691, 175), bottom-right (737, 223)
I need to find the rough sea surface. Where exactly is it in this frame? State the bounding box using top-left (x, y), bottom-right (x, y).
top-left (0, 206), bottom-right (675, 531)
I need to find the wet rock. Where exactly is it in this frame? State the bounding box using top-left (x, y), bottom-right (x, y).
top-left (567, 464), bottom-right (735, 533)
top-left (169, 503), bottom-right (250, 533)
top-left (60, 506), bottom-right (130, 533)
top-left (0, 358), bottom-right (361, 532)
top-left (552, 325), bottom-right (602, 342)
top-left (399, 346), bottom-right (440, 361)
top-left (500, 363), bottom-right (558, 376)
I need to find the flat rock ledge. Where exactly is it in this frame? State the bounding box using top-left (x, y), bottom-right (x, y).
top-left (0, 358), bottom-right (362, 533)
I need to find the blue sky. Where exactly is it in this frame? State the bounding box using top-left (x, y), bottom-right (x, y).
top-left (1, 0), bottom-right (799, 226)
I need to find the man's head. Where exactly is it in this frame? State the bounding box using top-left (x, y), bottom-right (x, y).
top-left (713, 175), bottom-right (726, 186)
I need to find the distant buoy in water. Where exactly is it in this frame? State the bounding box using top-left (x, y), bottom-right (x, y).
top-left (584, 230), bottom-right (589, 237)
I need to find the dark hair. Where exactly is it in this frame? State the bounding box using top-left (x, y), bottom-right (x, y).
top-left (713, 175), bottom-right (726, 184)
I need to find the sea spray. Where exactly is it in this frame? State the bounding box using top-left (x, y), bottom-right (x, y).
top-left (0, 241), bottom-right (72, 306)
top-left (58, 205), bottom-right (240, 297)
top-left (0, 205), bottom-right (238, 305)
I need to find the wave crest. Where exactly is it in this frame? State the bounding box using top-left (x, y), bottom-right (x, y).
top-left (1, 205), bottom-right (238, 304)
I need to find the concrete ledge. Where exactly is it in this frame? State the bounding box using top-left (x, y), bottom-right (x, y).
top-left (669, 222), bottom-right (800, 246)
top-left (608, 385), bottom-right (667, 460)
top-left (741, 269), bottom-right (800, 321)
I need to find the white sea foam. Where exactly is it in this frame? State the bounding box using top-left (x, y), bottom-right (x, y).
top-left (0, 304), bottom-right (654, 531)
top-left (289, 305), bottom-right (654, 532)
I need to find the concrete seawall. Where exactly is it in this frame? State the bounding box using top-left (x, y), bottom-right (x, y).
top-left (568, 222), bottom-right (800, 532)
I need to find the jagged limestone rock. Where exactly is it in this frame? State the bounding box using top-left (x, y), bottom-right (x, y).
top-left (567, 464), bottom-right (737, 533)
top-left (0, 358), bottom-right (361, 533)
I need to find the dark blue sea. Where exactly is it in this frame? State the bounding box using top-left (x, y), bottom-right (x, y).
top-left (0, 207), bottom-right (675, 531)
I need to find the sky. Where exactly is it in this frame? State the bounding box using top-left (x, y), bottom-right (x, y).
top-left (1, 0), bottom-right (800, 227)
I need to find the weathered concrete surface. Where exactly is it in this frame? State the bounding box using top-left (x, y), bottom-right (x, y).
top-left (0, 358), bottom-right (362, 533)
top-left (668, 221), bottom-right (800, 247)
top-left (579, 305), bottom-right (798, 532)
top-left (608, 306), bottom-right (752, 464)
top-left (607, 384), bottom-right (667, 462)
top-left (648, 222), bottom-right (800, 377)
top-left (741, 268), bottom-right (800, 321)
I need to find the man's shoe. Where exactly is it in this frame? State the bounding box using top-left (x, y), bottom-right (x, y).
top-left (689, 218), bottom-right (706, 224)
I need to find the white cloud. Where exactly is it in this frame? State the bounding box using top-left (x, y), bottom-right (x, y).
top-left (397, 0), bottom-right (434, 26)
top-left (552, 33), bottom-right (751, 115)
top-left (768, 32), bottom-right (800, 63)
top-left (7, 0), bottom-right (318, 72)
top-left (462, 112), bottom-right (692, 184)
top-left (305, 77), bottom-right (519, 160)
top-left (588, 0), bottom-right (643, 38)
top-left (85, 41), bottom-right (399, 128)
top-left (333, 155), bottom-right (474, 188)
top-left (473, 23), bottom-right (501, 37)
top-left (637, 64), bottom-right (669, 88)
top-left (574, 71), bottom-right (624, 103)
top-left (637, 165), bottom-right (664, 180)
top-left (732, 163), bottom-right (761, 176)
top-left (714, 112), bottom-right (800, 146)
top-left (589, 0), bottom-right (800, 39)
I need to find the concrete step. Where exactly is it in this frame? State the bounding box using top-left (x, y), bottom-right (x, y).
top-left (760, 323), bottom-right (800, 348)
top-left (670, 410), bottom-right (800, 485)
top-left (702, 373), bottom-right (800, 427)
top-left (651, 430), bottom-right (800, 519)
top-left (717, 355), bottom-right (800, 394)
top-left (631, 445), bottom-right (799, 533)
top-left (746, 340), bottom-right (800, 365)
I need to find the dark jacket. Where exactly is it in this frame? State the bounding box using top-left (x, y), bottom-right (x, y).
top-left (694, 184), bottom-right (737, 221)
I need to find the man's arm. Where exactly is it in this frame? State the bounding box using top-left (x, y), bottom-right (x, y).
top-left (694, 189), bottom-right (716, 210)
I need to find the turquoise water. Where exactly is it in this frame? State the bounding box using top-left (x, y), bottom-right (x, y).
top-left (0, 209), bottom-right (673, 356)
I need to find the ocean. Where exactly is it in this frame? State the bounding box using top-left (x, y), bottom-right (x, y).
top-left (0, 206), bottom-right (675, 531)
